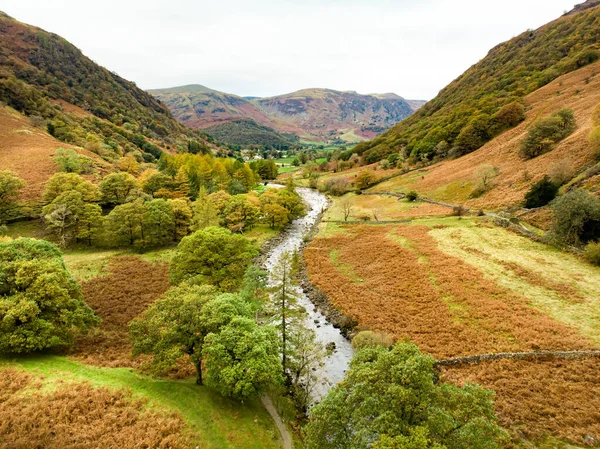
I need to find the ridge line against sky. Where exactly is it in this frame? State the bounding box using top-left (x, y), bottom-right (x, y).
top-left (1, 0), bottom-right (580, 100)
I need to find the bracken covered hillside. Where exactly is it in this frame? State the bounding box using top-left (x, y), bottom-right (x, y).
top-left (354, 0), bottom-right (600, 163)
top-left (0, 12), bottom-right (212, 163)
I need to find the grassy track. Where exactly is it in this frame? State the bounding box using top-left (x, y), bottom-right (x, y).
top-left (2, 355), bottom-right (282, 449)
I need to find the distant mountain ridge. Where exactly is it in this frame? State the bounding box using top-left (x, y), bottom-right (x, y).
top-left (149, 85), bottom-right (425, 144)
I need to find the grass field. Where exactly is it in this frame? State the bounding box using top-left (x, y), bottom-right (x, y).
top-left (304, 216), bottom-right (600, 446)
top-left (324, 193), bottom-right (450, 221)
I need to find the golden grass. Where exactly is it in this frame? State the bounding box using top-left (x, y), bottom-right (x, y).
top-left (70, 256), bottom-right (176, 372)
top-left (305, 218), bottom-right (600, 443)
top-left (305, 224), bottom-right (595, 359)
top-left (441, 358), bottom-right (600, 446)
top-left (324, 193), bottom-right (450, 221)
top-left (0, 367), bottom-right (193, 448)
top-left (0, 106), bottom-right (109, 201)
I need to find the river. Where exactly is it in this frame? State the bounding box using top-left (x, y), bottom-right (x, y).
top-left (265, 187), bottom-right (354, 402)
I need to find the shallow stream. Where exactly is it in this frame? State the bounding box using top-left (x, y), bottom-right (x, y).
top-left (264, 187), bottom-right (354, 402)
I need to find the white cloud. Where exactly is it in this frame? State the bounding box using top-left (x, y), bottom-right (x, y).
top-left (0, 0), bottom-right (578, 99)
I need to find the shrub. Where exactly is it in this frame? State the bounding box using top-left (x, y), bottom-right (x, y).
top-left (524, 176), bottom-right (559, 208)
top-left (355, 170), bottom-right (376, 190)
top-left (593, 103), bottom-right (600, 127)
top-left (352, 331), bottom-right (394, 350)
top-left (472, 164), bottom-right (499, 197)
top-left (28, 115), bottom-right (45, 128)
top-left (548, 160), bottom-right (575, 185)
top-left (584, 241), bottom-right (600, 266)
top-left (406, 191), bottom-right (418, 202)
top-left (519, 109), bottom-right (577, 160)
top-left (492, 101), bottom-right (526, 129)
top-left (53, 148), bottom-right (93, 174)
top-left (551, 189), bottom-right (600, 245)
top-left (325, 178), bottom-right (350, 196)
top-left (589, 126), bottom-right (600, 160)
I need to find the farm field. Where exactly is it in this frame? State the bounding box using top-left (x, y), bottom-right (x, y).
top-left (304, 216), bottom-right (600, 445)
top-left (324, 193), bottom-right (450, 221)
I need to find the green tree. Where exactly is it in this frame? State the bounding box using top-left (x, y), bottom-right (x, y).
top-left (551, 189), bottom-right (600, 245)
top-left (492, 101), bottom-right (526, 129)
top-left (192, 189), bottom-right (220, 230)
top-left (269, 251), bottom-right (305, 381)
top-left (105, 200), bottom-right (146, 245)
top-left (305, 343), bottom-right (506, 449)
top-left (42, 191), bottom-right (103, 247)
top-left (129, 284), bottom-right (219, 385)
top-left (174, 167), bottom-right (191, 198)
top-left (142, 199), bottom-right (175, 247)
top-left (520, 109), bottom-right (577, 159)
top-left (170, 226), bottom-right (258, 292)
top-left (0, 170), bottom-right (25, 219)
top-left (0, 238), bottom-right (98, 353)
top-left (139, 169), bottom-right (173, 196)
top-left (118, 155), bottom-right (140, 175)
top-left (223, 194), bottom-right (261, 232)
top-left (169, 198), bottom-right (193, 241)
top-left (99, 172), bottom-right (138, 204)
top-left (263, 203), bottom-right (290, 229)
top-left (53, 148), bottom-right (92, 174)
top-left (524, 176), bottom-right (559, 208)
top-left (355, 170), bottom-right (377, 190)
top-left (276, 188), bottom-right (305, 221)
top-left (287, 326), bottom-right (326, 411)
top-left (42, 172), bottom-right (99, 203)
top-left (203, 317), bottom-right (283, 399)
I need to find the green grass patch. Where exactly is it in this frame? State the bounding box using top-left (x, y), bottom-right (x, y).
top-left (329, 249), bottom-right (363, 283)
top-left (1, 355), bottom-right (282, 449)
top-left (3, 220), bottom-right (44, 239)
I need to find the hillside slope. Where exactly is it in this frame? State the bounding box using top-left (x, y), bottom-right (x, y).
top-left (371, 60), bottom-right (600, 209)
top-left (203, 119), bottom-right (298, 149)
top-left (150, 85), bottom-right (424, 145)
top-left (253, 88), bottom-right (423, 143)
top-left (0, 105), bottom-right (109, 201)
top-left (0, 12), bottom-right (212, 165)
top-left (354, 0), bottom-right (600, 163)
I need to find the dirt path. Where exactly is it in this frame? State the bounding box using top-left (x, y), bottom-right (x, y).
top-left (261, 395), bottom-right (292, 449)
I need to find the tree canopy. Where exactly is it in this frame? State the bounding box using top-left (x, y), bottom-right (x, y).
top-left (170, 226), bottom-right (258, 291)
top-left (203, 316), bottom-right (282, 399)
top-left (305, 343), bottom-right (506, 449)
top-left (0, 238), bottom-right (98, 353)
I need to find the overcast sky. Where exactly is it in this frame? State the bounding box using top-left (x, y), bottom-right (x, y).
top-left (1, 0), bottom-right (580, 100)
